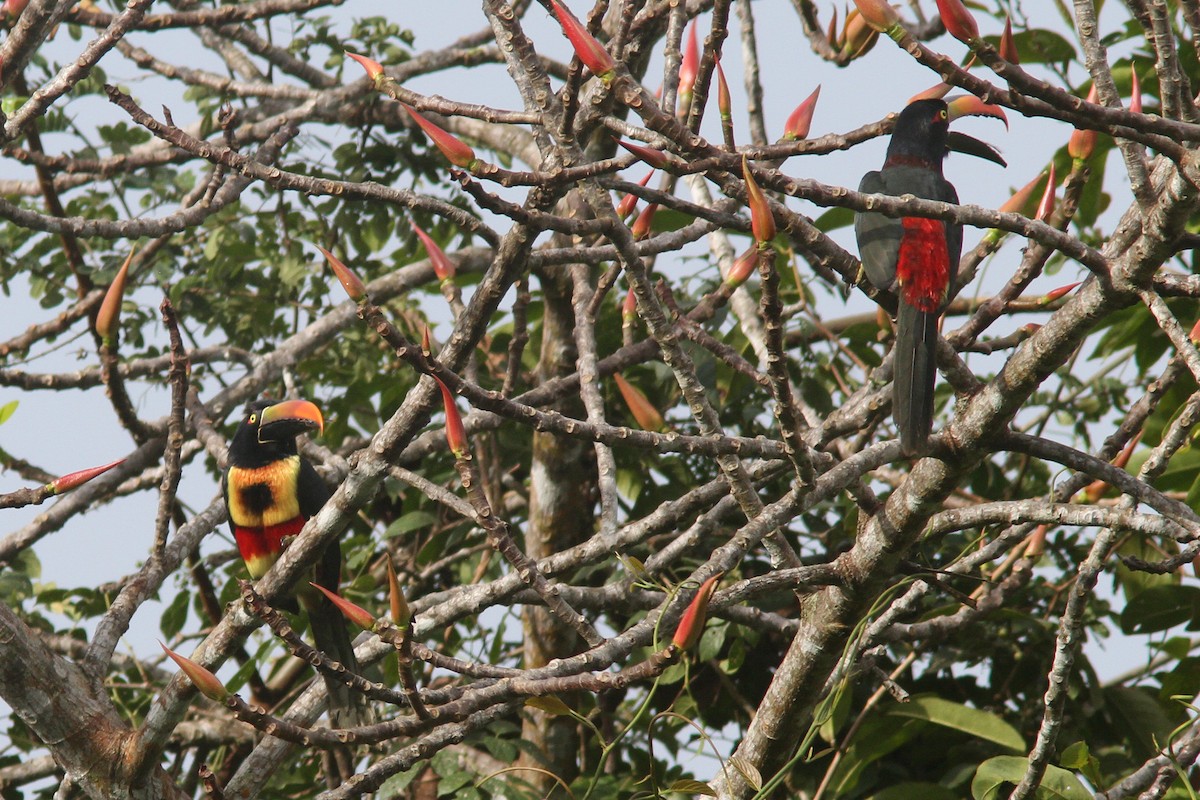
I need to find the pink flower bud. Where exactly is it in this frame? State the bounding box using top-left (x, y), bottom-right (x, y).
top-left (310, 583), bottom-right (377, 631)
top-left (387, 560), bottom-right (411, 627)
top-left (435, 376), bottom-right (469, 458)
top-left (160, 642), bottom-right (229, 702)
top-left (1038, 282), bottom-right (1080, 306)
top-left (935, 0), bottom-right (979, 44)
top-left (630, 203), bottom-right (659, 241)
top-left (317, 246), bottom-right (368, 302)
top-left (411, 222), bottom-right (456, 281)
top-left (715, 59), bottom-right (732, 119)
top-left (742, 156), bottom-right (775, 245)
top-left (96, 250), bottom-right (134, 345)
top-left (725, 246), bottom-right (758, 287)
top-left (344, 51), bottom-right (385, 84)
top-left (1035, 163), bottom-right (1056, 221)
top-left (999, 16), bottom-right (1019, 63)
top-left (403, 104), bottom-right (478, 170)
top-left (851, 0), bottom-right (900, 32)
top-left (46, 459), bottom-right (124, 496)
top-left (613, 373), bottom-right (665, 431)
top-left (548, 0), bottom-right (616, 80)
top-left (1068, 85), bottom-right (1100, 160)
top-left (678, 22), bottom-right (699, 99)
top-left (783, 86), bottom-right (820, 141)
top-left (672, 574), bottom-right (721, 650)
top-left (616, 139), bottom-right (669, 170)
top-left (1129, 68), bottom-right (1142, 114)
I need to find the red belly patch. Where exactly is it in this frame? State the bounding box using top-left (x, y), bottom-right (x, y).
top-left (895, 216), bottom-right (950, 313)
top-left (235, 516), bottom-right (307, 578)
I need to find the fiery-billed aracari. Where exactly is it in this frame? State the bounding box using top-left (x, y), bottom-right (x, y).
top-left (855, 97), bottom-right (1005, 454)
top-left (223, 398), bottom-right (362, 727)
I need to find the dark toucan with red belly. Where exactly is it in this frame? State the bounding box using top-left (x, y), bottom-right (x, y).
top-left (855, 97), bottom-right (1005, 454)
top-left (223, 398), bottom-right (362, 727)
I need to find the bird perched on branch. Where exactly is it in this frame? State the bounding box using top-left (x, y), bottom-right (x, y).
top-left (223, 398), bottom-right (363, 728)
top-left (855, 97), bottom-right (1005, 454)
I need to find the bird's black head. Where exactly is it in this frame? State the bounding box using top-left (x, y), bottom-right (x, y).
top-left (885, 99), bottom-right (952, 167)
top-left (227, 398), bottom-right (325, 467)
top-left (885, 97), bottom-right (1006, 170)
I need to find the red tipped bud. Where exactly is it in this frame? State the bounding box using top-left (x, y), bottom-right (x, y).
top-left (96, 249), bottom-right (134, 344)
top-left (1038, 282), bottom-right (1080, 306)
top-left (725, 245), bottom-right (758, 287)
top-left (851, 0), bottom-right (900, 32)
top-left (840, 9), bottom-right (879, 58)
top-left (935, 0), bottom-right (978, 44)
top-left (411, 222), bottom-right (456, 282)
top-left (1189, 317), bottom-right (1200, 345)
top-left (617, 139), bottom-right (670, 170)
top-left (160, 642), bottom-right (229, 702)
top-left (1025, 525), bottom-right (1047, 558)
top-left (715, 59), bottom-right (732, 120)
top-left (630, 203), bottom-right (659, 241)
top-left (1068, 85), bottom-right (1099, 160)
top-left (672, 573), bottom-right (721, 650)
top-left (548, 0), bottom-right (616, 80)
top-left (783, 85), bottom-right (820, 141)
top-left (826, 6), bottom-right (839, 46)
top-left (616, 171), bottom-right (654, 220)
top-left (1129, 68), bottom-right (1142, 114)
top-left (613, 373), bottom-right (665, 431)
top-left (1018, 323), bottom-right (1041, 338)
top-left (1035, 163), bottom-right (1057, 221)
top-left (403, 104), bottom-right (478, 170)
top-left (345, 51), bottom-right (386, 85)
top-left (310, 582), bottom-right (376, 631)
top-left (999, 16), bottom-right (1019, 63)
top-left (997, 171), bottom-right (1045, 216)
top-left (317, 246), bottom-right (368, 302)
top-left (678, 22), bottom-right (699, 100)
top-left (45, 458), bottom-right (124, 496)
top-left (421, 325), bottom-right (433, 356)
top-left (435, 376), bottom-right (469, 457)
top-left (386, 560), bottom-right (411, 627)
top-left (742, 156), bottom-right (775, 245)
top-left (622, 286), bottom-right (637, 319)
top-left (910, 82), bottom-right (951, 104)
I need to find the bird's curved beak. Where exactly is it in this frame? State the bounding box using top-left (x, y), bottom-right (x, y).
top-left (943, 95), bottom-right (1008, 167)
top-left (257, 399), bottom-right (324, 441)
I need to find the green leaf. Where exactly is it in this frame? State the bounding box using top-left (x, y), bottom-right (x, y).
top-left (1058, 741), bottom-right (1089, 770)
top-left (971, 756), bottom-right (1090, 800)
top-left (525, 695), bottom-right (573, 716)
top-left (887, 696), bottom-right (1024, 753)
top-left (869, 782), bottom-right (959, 800)
top-left (1118, 585), bottom-right (1200, 634)
top-left (813, 206), bottom-right (854, 233)
top-left (728, 755), bottom-right (762, 791)
top-left (383, 511), bottom-right (437, 538)
top-left (160, 591), bottom-right (191, 641)
top-left (666, 779), bottom-right (716, 796)
top-left (0, 400), bottom-right (17, 426)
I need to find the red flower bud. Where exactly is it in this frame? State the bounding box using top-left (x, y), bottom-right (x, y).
top-left (1025, 525), bottom-right (1047, 558)
top-left (630, 203), bottom-right (659, 241)
top-left (678, 22), bottom-right (699, 100)
top-left (672, 573), bottom-right (721, 650)
top-left (1038, 282), bottom-right (1080, 306)
top-left (160, 642), bottom-right (229, 702)
top-left (715, 59), bottom-right (732, 120)
top-left (1189, 317), bottom-right (1200, 345)
top-left (411, 222), bottom-right (456, 282)
top-left (742, 156), bottom-right (775, 245)
top-left (435, 376), bottom-right (469, 457)
top-left (616, 171), bottom-right (653, 220)
top-left (96, 249), bottom-right (134, 345)
top-left (1129, 68), bottom-right (1142, 114)
top-left (548, 0), bottom-right (616, 80)
top-left (422, 325), bottom-right (433, 356)
top-left (345, 51), bottom-right (386, 85)
top-left (1035, 163), bottom-right (1056, 221)
top-left (402, 104), bottom-right (478, 170)
top-left (851, 0), bottom-right (900, 32)
top-left (46, 459), bottom-right (124, 496)
top-left (310, 582), bottom-right (377, 631)
top-left (387, 560), bottom-right (411, 627)
top-left (317, 246), bottom-right (368, 302)
top-left (999, 16), bottom-right (1019, 63)
top-left (826, 5), bottom-right (839, 46)
top-left (935, 0), bottom-right (979, 44)
top-left (622, 286), bottom-right (638, 319)
top-left (613, 373), bottom-right (665, 431)
top-left (997, 171), bottom-right (1045, 215)
top-left (1068, 85), bottom-right (1099, 160)
top-left (782, 85), bottom-right (820, 141)
top-left (725, 245), bottom-right (758, 287)
top-left (616, 139), bottom-right (670, 170)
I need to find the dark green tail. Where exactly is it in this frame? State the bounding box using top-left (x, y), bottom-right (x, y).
top-left (894, 301), bottom-right (938, 455)
top-left (306, 540), bottom-right (368, 730)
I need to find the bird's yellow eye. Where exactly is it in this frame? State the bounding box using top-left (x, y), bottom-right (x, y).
top-left (249, 413), bottom-right (257, 424)
top-left (939, 109), bottom-right (948, 120)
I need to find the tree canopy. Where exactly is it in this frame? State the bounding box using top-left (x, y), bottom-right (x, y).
top-left (2, 0), bottom-right (1200, 798)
